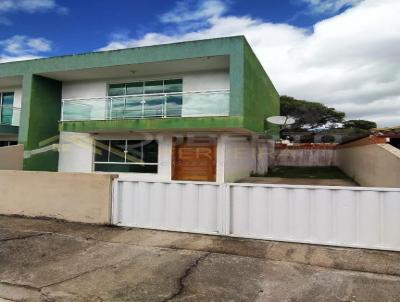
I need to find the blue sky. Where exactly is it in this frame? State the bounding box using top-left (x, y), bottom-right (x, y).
top-left (0, 0), bottom-right (349, 55)
top-left (0, 0), bottom-right (399, 126)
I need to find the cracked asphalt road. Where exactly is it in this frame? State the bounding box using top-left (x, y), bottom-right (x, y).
top-left (1, 216), bottom-right (400, 301)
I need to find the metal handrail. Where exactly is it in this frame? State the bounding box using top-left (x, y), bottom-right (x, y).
top-left (0, 105), bottom-right (21, 126)
top-left (0, 105), bottom-right (22, 110)
top-left (61, 89), bottom-right (230, 102)
top-left (61, 89), bottom-right (230, 122)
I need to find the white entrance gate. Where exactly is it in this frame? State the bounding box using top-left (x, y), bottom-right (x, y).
top-left (113, 180), bottom-right (400, 251)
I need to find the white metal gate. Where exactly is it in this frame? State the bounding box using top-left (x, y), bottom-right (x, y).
top-left (113, 180), bottom-right (225, 234)
top-left (113, 180), bottom-right (400, 251)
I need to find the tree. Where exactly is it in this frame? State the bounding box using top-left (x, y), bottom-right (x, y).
top-left (343, 119), bottom-right (377, 130)
top-left (280, 96), bottom-right (345, 129)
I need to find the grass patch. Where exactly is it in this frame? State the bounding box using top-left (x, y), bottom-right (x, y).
top-left (254, 166), bottom-right (350, 179)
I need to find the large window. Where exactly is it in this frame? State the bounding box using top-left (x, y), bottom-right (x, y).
top-left (0, 92), bottom-right (14, 125)
top-left (94, 139), bottom-right (158, 173)
top-left (108, 79), bottom-right (183, 118)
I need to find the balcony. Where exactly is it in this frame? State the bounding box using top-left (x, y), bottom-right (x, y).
top-left (61, 90), bottom-right (230, 122)
top-left (0, 106), bottom-right (21, 127)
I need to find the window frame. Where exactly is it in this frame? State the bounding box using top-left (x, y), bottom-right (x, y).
top-left (93, 139), bottom-right (159, 173)
top-left (0, 91), bottom-right (15, 125)
top-left (107, 78), bottom-right (183, 97)
top-left (0, 91), bottom-right (15, 106)
top-left (107, 79), bottom-right (183, 119)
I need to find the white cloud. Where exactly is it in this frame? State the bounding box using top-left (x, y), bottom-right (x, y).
top-left (0, 54), bottom-right (40, 63)
top-left (160, 0), bottom-right (226, 24)
top-left (100, 0), bottom-right (400, 127)
top-left (0, 0), bottom-right (59, 12)
top-left (26, 37), bottom-right (52, 52)
top-left (0, 35), bottom-right (52, 62)
top-left (301, 0), bottom-right (363, 14)
top-left (0, 0), bottom-right (68, 25)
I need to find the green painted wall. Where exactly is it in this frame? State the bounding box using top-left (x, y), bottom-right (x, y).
top-left (23, 150), bottom-right (59, 172)
top-left (60, 116), bottom-right (244, 133)
top-left (19, 75), bottom-right (62, 171)
top-left (243, 41), bottom-right (280, 135)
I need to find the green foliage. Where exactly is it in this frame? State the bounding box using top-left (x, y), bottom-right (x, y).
top-left (280, 95), bottom-right (345, 129)
top-left (343, 119), bottom-right (377, 130)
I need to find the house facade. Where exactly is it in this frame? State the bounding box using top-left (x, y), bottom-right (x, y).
top-left (0, 36), bottom-right (279, 182)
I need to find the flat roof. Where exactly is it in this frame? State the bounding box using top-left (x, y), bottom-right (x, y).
top-left (0, 36), bottom-right (246, 79)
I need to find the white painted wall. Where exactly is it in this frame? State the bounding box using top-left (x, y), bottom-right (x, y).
top-left (61, 70), bottom-right (229, 99)
top-left (62, 81), bottom-right (107, 99)
top-left (58, 131), bottom-right (173, 181)
top-left (58, 132), bottom-right (94, 173)
top-left (222, 135), bottom-right (257, 182)
top-left (183, 70), bottom-right (229, 91)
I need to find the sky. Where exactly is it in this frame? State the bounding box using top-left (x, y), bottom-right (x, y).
top-left (0, 0), bottom-right (399, 127)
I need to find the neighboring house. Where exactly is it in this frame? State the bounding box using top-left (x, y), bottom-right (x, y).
top-left (372, 126), bottom-right (400, 149)
top-left (0, 83), bottom-right (22, 146)
top-left (0, 36), bottom-right (280, 182)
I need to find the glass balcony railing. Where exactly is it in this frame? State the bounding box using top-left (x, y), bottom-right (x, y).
top-left (61, 90), bottom-right (230, 122)
top-left (0, 106), bottom-right (21, 126)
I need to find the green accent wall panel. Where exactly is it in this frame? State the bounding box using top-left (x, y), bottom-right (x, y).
top-left (23, 150), bottom-right (59, 172)
top-left (243, 41), bottom-right (280, 135)
top-left (60, 116), bottom-right (245, 133)
top-left (0, 37), bottom-right (244, 77)
top-left (19, 74), bottom-right (62, 171)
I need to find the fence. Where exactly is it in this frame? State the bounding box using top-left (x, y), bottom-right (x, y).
top-left (113, 180), bottom-right (400, 251)
top-left (0, 171), bottom-right (116, 224)
top-left (113, 181), bottom-right (223, 234)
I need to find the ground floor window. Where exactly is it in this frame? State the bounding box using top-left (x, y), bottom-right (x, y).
top-left (94, 139), bottom-right (158, 173)
top-left (0, 141), bottom-right (17, 147)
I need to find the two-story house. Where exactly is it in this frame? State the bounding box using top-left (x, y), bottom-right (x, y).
top-left (0, 36), bottom-right (279, 182)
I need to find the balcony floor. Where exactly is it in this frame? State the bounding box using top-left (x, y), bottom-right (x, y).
top-left (59, 115), bottom-right (248, 133)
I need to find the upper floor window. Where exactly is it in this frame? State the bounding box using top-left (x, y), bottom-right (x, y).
top-left (108, 79), bottom-right (182, 96)
top-left (108, 79), bottom-right (183, 118)
top-left (0, 92), bottom-right (14, 125)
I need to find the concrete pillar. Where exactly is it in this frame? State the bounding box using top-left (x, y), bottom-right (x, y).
top-left (19, 74), bottom-right (62, 171)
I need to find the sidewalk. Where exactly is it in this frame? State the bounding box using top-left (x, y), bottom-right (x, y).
top-left (1, 215), bottom-right (400, 301)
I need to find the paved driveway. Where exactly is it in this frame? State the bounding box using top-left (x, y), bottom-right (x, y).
top-left (1, 215), bottom-right (400, 301)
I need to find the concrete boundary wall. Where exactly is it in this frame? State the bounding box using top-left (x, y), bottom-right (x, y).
top-left (337, 143), bottom-right (400, 188)
top-left (0, 144), bottom-right (23, 170)
top-left (0, 171), bottom-right (117, 224)
top-left (271, 143), bottom-right (338, 167)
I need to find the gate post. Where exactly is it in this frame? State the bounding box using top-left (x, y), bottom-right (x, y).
top-left (218, 183), bottom-right (231, 235)
top-left (111, 179), bottom-right (120, 225)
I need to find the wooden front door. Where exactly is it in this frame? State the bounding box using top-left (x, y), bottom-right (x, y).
top-left (172, 138), bottom-right (216, 182)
